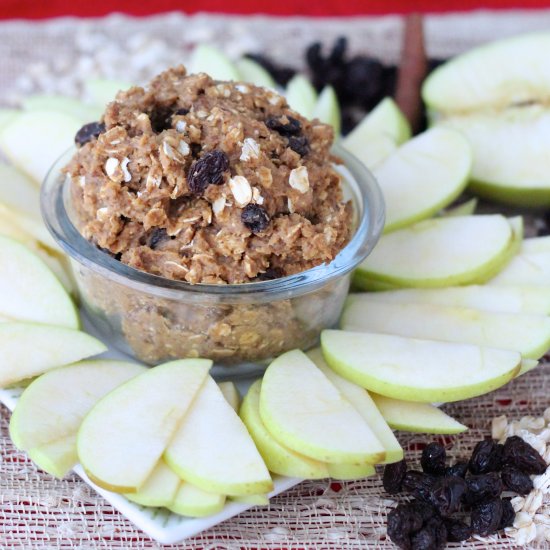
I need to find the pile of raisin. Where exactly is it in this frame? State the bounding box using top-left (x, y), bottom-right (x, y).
top-left (383, 436), bottom-right (547, 549)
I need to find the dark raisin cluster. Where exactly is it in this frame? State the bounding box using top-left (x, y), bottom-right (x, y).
top-left (265, 116), bottom-right (309, 157)
top-left (187, 150), bottom-right (229, 195)
top-left (74, 121), bottom-right (106, 146)
top-left (383, 436), bottom-right (547, 549)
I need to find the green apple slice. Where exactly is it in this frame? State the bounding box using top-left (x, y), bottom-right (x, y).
top-left (373, 127), bottom-right (472, 232)
top-left (218, 381), bottom-right (240, 412)
top-left (0, 110), bottom-right (81, 184)
top-left (27, 435), bottom-right (78, 478)
top-left (235, 58), bottom-right (277, 89)
top-left (343, 98), bottom-right (411, 160)
top-left (240, 379), bottom-right (329, 479)
top-left (352, 285), bottom-right (550, 315)
top-left (259, 350), bottom-right (385, 465)
top-left (422, 32), bottom-right (550, 113)
top-left (356, 215), bottom-right (513, 289)
top-left (188, 44), bottom-right (240, 81)
top-left (231, 493), bottom-right (269, 506)
top-left (78, 359), bottom-right (211, 493)
top-left (125, 460), bottom-right (180, 508)
top-left (312, 85), bottom-right (341, 136)
top-left (370, 394), bottom-right (467, 434)
top-left (285, 74), bottom-right (317, 118)
top-left (164, 376), bottom-right (272, 497)
top-left (321, 330), bottom-right (522, 402)
top-left (347, 133), bottom-right (398, 170)
top-left (489, 251), bottom-right (550, 286)
top-left (34, 249), bottom-right (76, 296)
top-left (441, 198), bottom-right (478, 217)
top-left (340, 300), bottom-right (550, 359)
top-left (0, 163), bottom-right (41, 220)
top-left (440, 106), bottom-right (550, 206)
top-left (169, 483), bottom-right (226, 518)
top-left (22, 95), bottom-right (102, 123)
top-left (306, 348), bottom-right (403, 464)
top-left (522, 236), bottom-right (550, 254)
top-left (84, 78), bottom-right (133, 106)
top-left (0, 324), bottom-right (106, 388)
top-left (0, 236), bottom-right (78, 328)
top-left (517, 359), bottom-right (539, 378)
top-left (327, 462), bottom-right (375, 480)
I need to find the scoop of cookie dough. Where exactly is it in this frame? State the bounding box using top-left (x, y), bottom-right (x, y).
top-left (65, 66), bottom-right (351, 284)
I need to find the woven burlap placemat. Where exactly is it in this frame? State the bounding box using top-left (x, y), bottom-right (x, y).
top-left (1, 10), bottom-right (550, 549)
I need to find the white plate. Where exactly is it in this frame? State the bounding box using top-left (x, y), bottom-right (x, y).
top-left (0, 313), bottom-right (302, 544)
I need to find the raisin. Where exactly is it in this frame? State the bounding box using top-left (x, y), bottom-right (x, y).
top-left (421, 443), bottom-right (446, 475)
top-left (241, 204), bottom-right (270, 233)
top-left (266, 115), bottom-right (301, 136)
top-left (147, 228), bottom-right (168, 250)
top-left (471, 498), bottom-right (503, 536)
top-left (429, 476), bottom-right (467, 517)
top-left (403, 471), bottom-right (438, 504)
top-left (409, 500), bottom-right (438, 523)
top-left (410, 517), bottom-right (447, 550)
top-left (173, 108), bottom-right (189, 116)
top-left (464, 472), bottom-right (503, 507)
top-left (383, 459), bottom-right (408, 494)
top-left (501, 466), bottom-right (534, 495)
top-left (387, 503), bottom-right (423, 550)
top-left (442, 518), bottom-right (472, 542)
top-left (499, 497), bottom-right (515, 529)
top-left (288, 135), bottom-right (310, 156)
top-left (444, 461), bottom-right (468, 478)
top-left (187, 150), bottom-right (229, 195)
top-left (75, 121), bottom-right (105, 146)
top-left (502, 435), bottom-right (547, 475)
top-left (469, 440), bottom-right (503, 474)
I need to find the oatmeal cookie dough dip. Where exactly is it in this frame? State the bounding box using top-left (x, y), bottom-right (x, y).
top-left (65, 66), bottom-right (352, 284)
top-left (63, 66), bottom-right (356, 365)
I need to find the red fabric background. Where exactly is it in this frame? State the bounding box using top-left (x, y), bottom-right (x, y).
top-left (0, 0), bottom-right (549, 19)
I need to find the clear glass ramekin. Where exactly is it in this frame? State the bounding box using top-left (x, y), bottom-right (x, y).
top-left (41, 144), bottom-right (384, 377)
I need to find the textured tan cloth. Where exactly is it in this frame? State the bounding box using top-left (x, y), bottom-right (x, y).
top-left (2, 10), bottom-right (550, 549)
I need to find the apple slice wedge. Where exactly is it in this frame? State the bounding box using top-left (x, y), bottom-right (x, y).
top-left (369, 394), bottom-right (467, 434)
top-left (441, 198), bottom-right (478, 217)
top-left (259, 349), bottom-right (385, 465)
top-left (522, 236), bottom-right (550, 254)
top-left (22, 95), bottom-right (102, 123)
top-left (306, 348), bottom-right (403, 464)
top-left (231, 494), bottom-right (269, 506)
top-left (84, 78), bottom-right (133, 106)
top-left (352, 285), bottom-right (550, 315)
top-left (235, 58), bottom-right (277, 89)
top-left (10, 360), bottom-right (146, 478)
top-left (125, 460), bottom-right (181, 508)
top-left (218, 381), bottom-right (240, 412)
top-left (354, 215), bottom-right (514, 289)
top-left (518, 359), bottom-right (539, 378)
top-left (373, 127), bottom-right (472, 232)
top-left (0, 110), bottom-right (81, 183)
top-left (312, 85), bottom-right (341, 136)
top-left (321, 330), bottom-right (522, 402)
top-left (327, 462), bottom-right (375, 480)
top-left (0, 324), bottom-right (106, 388)
top-left (164, 376), bottom-right (272, 497)
top-left (78, 359), bottom-right (211, 493)
top-left (285, 74), bottom-right (317, 118)
top-left (0, 236), bottom-right (78, 328)
top-left (0, 163), bottom-right (41, 220)
top-left (489, 251), bottom-right (550, 287)
top-left (341, 299), bottom-right (550, 359)
top-left (188, 44), bottom-right (240, 81)
top-left (168, 483), bottom-right (226, 518)
top-left (240, 379), bottom-right (329, 479)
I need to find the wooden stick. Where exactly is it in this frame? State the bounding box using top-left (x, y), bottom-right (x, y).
top-left (395, 14), bottom-right (428, 134)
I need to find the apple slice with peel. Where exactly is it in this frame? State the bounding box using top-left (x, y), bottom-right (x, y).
top-left (422, 33), bottom-right (550, 113)
top-left (84, 78), bottom-right (133, 106)
top-left (312, 86), bottom-right (341, 136)
top-left (285, 74), bottom-right (317, 118)
top-left (373, 128), bottom-right (472, 232)
top-left (165, 376), bottom-right (272, 497)
top-left (370, 394), bottom-right (467, 434)
top-left (168, 483), bottom-right (226, 518)
top-left (347, 133), bottom-right (398, 170)
top-left (235, 58), bottom-right (277, 89)
top-left (27, 435), bottom-right (78, 479)
top-left (327, 462), bottom-right (375, 480)
top-left (341, 300), bottom-right (550, 359)
top-left (518, 359), bottom-right (539, 378)
top-left (321, 330), bottom-right (522, 402)
top-left (78, 359), bottom-right (211, 493)
top-left (240, 379), bottom-right (329, 479)
top-left (125, 460), bottom-right (180, 508)
top-left (0, 110), bottom-right (81, 184)
top-left (0, 163), bottom-right (41, 219)
top-left (22, 95), bottom-right (102, 123)
top-left (0, 236), bottom-right (78, 328)
top-left (218, 381), bottom-right (240, 412)
top-left (259, 349), bottom-right (385, 465)
top-left (307, 348), bottom-right (403, 464)
top-left (352, 285), bottom-right (550, 315)
top-left (231, 494), bottom-right (269, 506)
top-left (0, 324), bottom-right (106, 388)
top-left (441, 198), bottom-right (478, 217)
top-left (489, 251), bottom-right (550, 287)
top-left (188, 44), bottom-right (240, 81)
top-left (355, 215), bottom-right (513, 289)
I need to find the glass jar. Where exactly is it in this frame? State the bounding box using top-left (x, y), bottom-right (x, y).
top-left (41, 145), bottom-right (384, 378)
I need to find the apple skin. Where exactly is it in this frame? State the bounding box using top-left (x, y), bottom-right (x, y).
top-left (231, 493), bottom-right (270, 506)
top-left (27, 436), bottom-right (78, 479)
top-left (125, 460), bottom-right (180, 508)
top-left (168, 484), bottom-right (226, 518)
top-left (285, 74), bottom-right (317, 118)
top-left (469, 179), bottom-right (550, 208)
top-left (327, 462), bottom-right (375, 480)
top-left (240, 380), bottom-right (329, 480)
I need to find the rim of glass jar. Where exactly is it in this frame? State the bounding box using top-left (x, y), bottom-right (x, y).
top-left (41, 144), bottom-right (385, 301)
